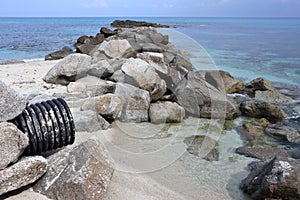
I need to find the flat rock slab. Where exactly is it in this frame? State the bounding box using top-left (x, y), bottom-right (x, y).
top-left (235, 146), bottom-right (289, 161)
top-left (0, 122), bottom-right (29, 170)
top-left (0, 81), bottom-right (26, 122)
top-left (0, 156), bottom-right (47, 196)
top-left (33, 138), bottom-right (114, 200)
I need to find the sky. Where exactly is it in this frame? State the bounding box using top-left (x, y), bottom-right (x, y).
top-left (0, 0), bottom-right (300, 17)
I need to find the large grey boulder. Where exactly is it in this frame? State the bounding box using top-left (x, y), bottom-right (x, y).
top-left (240, 101), bottom-right (287, 123)
top-left (0, 81), bottom-right (26, 122)
top-left (88, 60), bottom-right (115, 79)
top-left (95, 39), bottom-right (135, 59)
top-left (81, 94), bottom-right (125, 120)
top-left (121, 58), bottom-right (167, 101)
top-left (0, 156), bottom-right (47, 196)
top-left (74, 110), bottom-right (110, 132)
top-left (174, 73), bottom-right (240, 120)
top-left (33, 138), bottom-right (114, 200)
top-left (114, 83), bottom-right (150, 122)
top-left (43, 54), bottom-right (92, 85)
top-left (0, 122), bottom-right (29, 170)
top-left (197, 70), bottom-right (245, 94)
top-left (149, 101), bottom-right (185, 124)
top-left (184, 135), bottom-right (219, 161)
top-left (240, 157), bottom-right (300, 199)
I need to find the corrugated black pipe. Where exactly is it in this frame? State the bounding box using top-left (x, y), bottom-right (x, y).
top-left (11, 98), bottom-right (75, 155)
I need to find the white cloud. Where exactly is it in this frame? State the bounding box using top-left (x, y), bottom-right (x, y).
top-left (80, 0), bottom-right (108, 8)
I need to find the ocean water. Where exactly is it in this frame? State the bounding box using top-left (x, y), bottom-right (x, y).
top-left (0, 17), bottom-right (300, 86)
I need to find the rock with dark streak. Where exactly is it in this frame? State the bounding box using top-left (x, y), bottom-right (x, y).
top-left (34, 138), bottom-right (114, 200)
top-left (240, 157), bottom-right (300, 200)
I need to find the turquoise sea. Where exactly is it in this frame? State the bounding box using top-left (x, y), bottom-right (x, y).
top-left (0, 17), bottom-right (300, 86)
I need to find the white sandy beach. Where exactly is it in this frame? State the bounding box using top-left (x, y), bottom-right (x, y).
top-left (1, 60), bottom-right (255, 200)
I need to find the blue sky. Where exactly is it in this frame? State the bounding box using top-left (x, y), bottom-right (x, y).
top-left (1, 0), bottom-right (300, 17)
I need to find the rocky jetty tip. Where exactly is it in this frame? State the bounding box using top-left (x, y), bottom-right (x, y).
top-left (111, 19), bottom-right (172, 28)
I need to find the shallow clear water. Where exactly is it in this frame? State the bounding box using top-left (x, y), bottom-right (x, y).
top-left (0, 17), bottom-right (300, 85)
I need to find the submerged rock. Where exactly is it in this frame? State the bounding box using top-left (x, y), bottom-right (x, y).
top-left (184, 135), bottom-right (219, 161)
top-left (265, 123), bottom-right (300, 142)
top-left (240, 157), bottom-right (300, 199)
top-left (254, 90), bottom-right (293, 104)
top-left (240, 101), bottom-right (287, 123)
top-left (235, 146), bottom-right (289, 161)
top-left (33, 138), bottom-right (114, 200)
top-left (0, 81), bottom-right (27, 122)
top-left (0, 156), bottom-right (47, 196)
top-left (0, 122), bottom-right (29, 170)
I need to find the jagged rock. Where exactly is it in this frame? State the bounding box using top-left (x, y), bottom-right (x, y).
top-left (33, 139), bottom-right (114, 200)
top-left (137, 52), bottom-right (168, 74)
top-left (111, 20), bottom-right (170, 28)
top-left (246, 77), bottom-right (275, 93)
top-left (43, 54), bottom-right (92, 85)
top-left (0, 81), bottom-right (27, 122)
top-left (0, 122), bottom-right (29, 170)
top-left (198, 70), bottom-right (245, 94)
top-left (114, 83), bottom-right (150, 122)
top-left (265, 123), bottom-right (300, 142)
top-left (121, 58), bottom-right (167, 101)
top-left (173, 50), bottom-right (193, 71)
top-left (0, 156), bottom-right (47, 196)
top-left (184, 135), bottom-right (219, 161)
top-left (81, 94), bottom-right (125, 120)
top-left (174, 72), bottom-right (240, 120)
top-left (74, 110), bottom-right (110, 132)
top-left (45, 46), bottom-right (73, 60)
top-left (255, 90), bottom-right (293, 104)
top-left (240, 157), bottom-right (300, 199)
top-left (236, 123), bottom-right (264, 145)
top-left (149, 101), bottom-right (185, 124)
top-left (100, 27), bottom-right (117, 38)
top-left (95, 39), bottom-right (135, 59)
top-left (235, 146), bottom-right (289, 161)
top-left (240, 101), bottom-right (287, 123)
